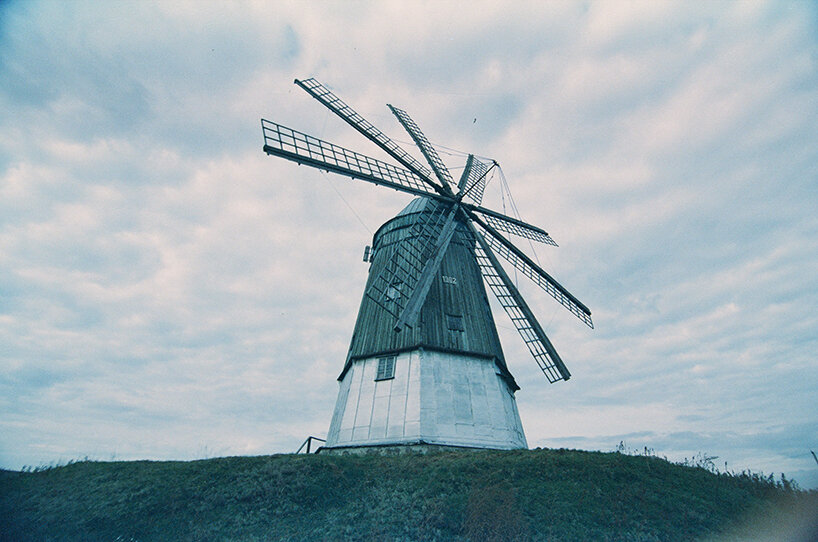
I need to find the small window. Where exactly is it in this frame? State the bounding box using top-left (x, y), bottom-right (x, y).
top-left (375, 356), bottom-right (396, 381)
top-left (446, 314), bottom-right (465, 332)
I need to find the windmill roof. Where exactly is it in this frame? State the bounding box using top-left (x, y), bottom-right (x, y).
top-left (397, 196), bottom-right (434, 216)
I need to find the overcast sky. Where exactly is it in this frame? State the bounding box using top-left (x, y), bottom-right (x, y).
top-left (1, 1), bottom-right (816, 488)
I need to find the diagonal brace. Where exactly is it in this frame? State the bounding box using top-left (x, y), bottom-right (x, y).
top-left (394, 204), bottom-right (460, 331)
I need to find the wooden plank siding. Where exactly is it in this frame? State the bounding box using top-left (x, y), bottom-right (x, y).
top-left (341, 198), bottom-right (518, 390)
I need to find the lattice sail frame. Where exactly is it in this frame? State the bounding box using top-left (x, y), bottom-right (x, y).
top-left (262, 119), bottom-right (436, 198)
top-left (294, 78), bottom-right (443, 194)
top-left (472, 209), bottom-right (558, 247)
top-left (389, 104), bottom-right (455, 189)
top-left (458, 155), bottom-right (489, 205)
top-left (473, 218), bottom-right (593, 329)
top-left (365, 201), bottom-right (452, 319)
top-left (466, 226), bottom-right (571, 383)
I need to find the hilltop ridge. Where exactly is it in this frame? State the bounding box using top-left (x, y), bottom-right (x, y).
top-left (2, 447), bottom-right (816, 541)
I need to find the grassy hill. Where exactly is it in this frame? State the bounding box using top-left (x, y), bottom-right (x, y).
top-left (1, 447), bottom-right (816, 541)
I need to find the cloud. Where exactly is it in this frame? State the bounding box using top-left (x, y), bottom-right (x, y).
top-left (0, 0), bottom-right (816, 488)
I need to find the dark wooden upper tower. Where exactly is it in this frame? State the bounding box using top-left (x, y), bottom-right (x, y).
top-left (343, 197), bottom-right (518, 389)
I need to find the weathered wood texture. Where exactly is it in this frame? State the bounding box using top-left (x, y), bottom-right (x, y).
top-left (343, 198), bottom-right (517, 389)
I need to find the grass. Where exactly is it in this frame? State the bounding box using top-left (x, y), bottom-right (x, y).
top-left (1, 447), bottom-right (816, 541)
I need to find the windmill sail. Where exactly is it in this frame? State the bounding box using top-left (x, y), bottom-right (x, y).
top-left (261, 119), bottom-right (440, 200)
top-left (458, 154), bottom-right (489, 205)
top-left (388, 105), bottom-right (455, 191)
top-left (470, 227), bottom-right (571, 383)
top-left (364, 199), bottom-right (452, 322)
top-left (294, 78), bottom-right (445, 195)
top-left (391, 204), bottom-right (460, 330)
top-left (465, 204), bottom-right (558, 246)
top-left (473, 216), bottom-right (593, 328)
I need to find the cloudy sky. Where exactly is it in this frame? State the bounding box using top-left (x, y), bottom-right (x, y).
top-left (2, 1), bottom-right (816, 487)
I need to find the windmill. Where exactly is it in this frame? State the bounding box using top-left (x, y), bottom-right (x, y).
top-left (261, 78), bottom-right (593, 451)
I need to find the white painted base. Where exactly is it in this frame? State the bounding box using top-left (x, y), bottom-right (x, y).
top-left (324, 350), bottom-right (527, 450)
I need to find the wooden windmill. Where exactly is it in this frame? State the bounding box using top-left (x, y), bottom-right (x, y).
top-left (261, 78), bottom-right (592, 451)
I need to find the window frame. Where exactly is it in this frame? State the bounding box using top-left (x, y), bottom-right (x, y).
top-left (375, 355), bottom-right (396, 381)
